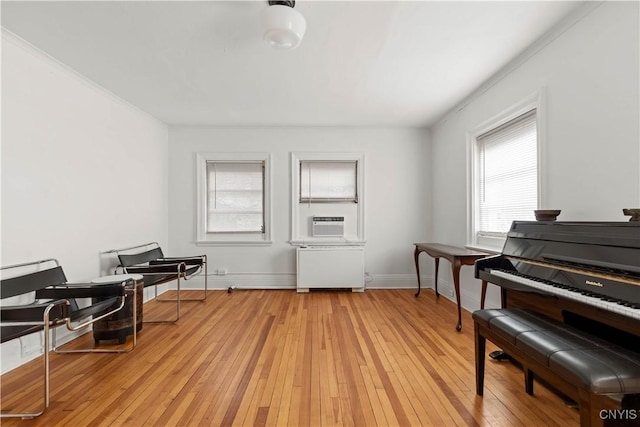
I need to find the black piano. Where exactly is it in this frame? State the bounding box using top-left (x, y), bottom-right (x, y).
top-left (474, 221), bottom-right (640, 425)
top-left (476, 221), bottom-right (639, 342)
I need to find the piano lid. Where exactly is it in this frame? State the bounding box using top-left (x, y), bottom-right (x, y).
top-left (474, 221), bottom-right (640, 306)
top-left (502, 221), bottom-right (640, 280)
top-left (505, 221), bottom-right (640, 248)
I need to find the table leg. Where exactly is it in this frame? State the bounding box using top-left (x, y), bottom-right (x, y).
top-left (414, 247), bottom-right (421, 297)
top-left (475, 322), bottom-right (486, 395)
top-left (481, 280), bottom-right (487, 309)
top-left (452, 260), bottom-right (462, 331)
top-left (434, 257), bottom-right (440, 298)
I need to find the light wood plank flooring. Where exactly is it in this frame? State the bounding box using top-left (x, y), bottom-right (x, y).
top-left (1, 289), bottom-right (579, 426)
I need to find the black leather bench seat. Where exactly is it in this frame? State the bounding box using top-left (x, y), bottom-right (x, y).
top-left (473, 308), bottom-right (640, 427)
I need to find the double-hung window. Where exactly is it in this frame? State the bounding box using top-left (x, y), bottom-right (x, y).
top-left (207, 162), bottom-right (264, 233)
top-left (299, 160), bottom-right (358, 203)
top-left (196, 153), bottom-right (271, 245)
top-left (470, 103), bottom-right (540, 250)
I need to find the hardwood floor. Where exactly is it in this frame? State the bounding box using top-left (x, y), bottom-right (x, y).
top-left (1, 289), bottom-right (579, 426)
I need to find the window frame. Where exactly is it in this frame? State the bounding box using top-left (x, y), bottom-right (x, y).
top-left (466, 90), bottom-right (546, 252)
top-left (196, 152), bottom-right (272, 246)
top-left (290, 152), bottom-right (365, 246)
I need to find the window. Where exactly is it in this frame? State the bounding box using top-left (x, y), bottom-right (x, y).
top-left (196, 153), bottom-right (271, 245)
top-left (299, 160), bottom-right (358, 203)
top-left (207, 162), bottom-right (264, 233)
top-left (290, 152), bottom-right (365, 245)
top-left (469, 95), bottom-right (542, 250)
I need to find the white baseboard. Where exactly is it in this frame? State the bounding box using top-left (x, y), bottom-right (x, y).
top-left (171, 273), bottom-right (431, 291)
top-left (364, 273), bottom-right (427, 290)
top-left (142, 274), bottom-right (438, 293)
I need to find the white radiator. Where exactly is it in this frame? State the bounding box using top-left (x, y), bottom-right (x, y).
top-left (296, 246), bottom-right (364, 292)
top-left (312, 216), bottom-right (344, 237)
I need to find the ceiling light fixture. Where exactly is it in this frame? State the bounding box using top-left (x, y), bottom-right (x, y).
top-left (261, 0), bottom-right (306, 50)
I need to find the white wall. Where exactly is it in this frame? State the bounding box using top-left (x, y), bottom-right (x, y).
top-left (168, 126), bottom-right (431, 289)
top-left (1, 31), bottom-right (169, 372)
top-left (429, 2), bottom-right (640, 311)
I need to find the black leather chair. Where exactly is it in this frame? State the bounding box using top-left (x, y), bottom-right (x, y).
top-left (1, 259), bottom-right (130, 419)
top-left (112, 242), bottom-right (207, 323)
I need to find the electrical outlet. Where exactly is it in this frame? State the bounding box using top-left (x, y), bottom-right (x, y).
top-left (448, 289), bottom-right (454, 297)
top-left (217, 268), bottom-right (227, 276)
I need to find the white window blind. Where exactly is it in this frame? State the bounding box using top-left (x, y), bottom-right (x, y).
top-left (300, 161), bottom-right (358, 203)
top-left (477, 109), bottom-right (538, 235)
top-left (207, 161), bottom-right (264, 233)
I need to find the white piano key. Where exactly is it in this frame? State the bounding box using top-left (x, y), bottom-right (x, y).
top-left (489, 269), bottom-right (640, 321)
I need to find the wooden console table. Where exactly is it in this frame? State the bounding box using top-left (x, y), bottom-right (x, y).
top-left (414, 243), bottom-right (489, 331)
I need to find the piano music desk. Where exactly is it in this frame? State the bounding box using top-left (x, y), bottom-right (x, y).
top-left (414, 243), bottom-right (489, 331)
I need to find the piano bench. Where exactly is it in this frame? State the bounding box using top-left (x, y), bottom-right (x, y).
top-left (473, 308), bottom-right (640, 427)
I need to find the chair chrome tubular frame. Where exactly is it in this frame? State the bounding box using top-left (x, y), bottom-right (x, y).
top-left (0, 304), bottom-right (66, 419)
top-left (1, 258), bottom-right (61, 270)
top-left (143, 267), bottom-right (182, 323)
top-left (52, 280), bottom-right (136, 354)
top-left (116, 262), bottom-right (186, 323)
top-left (103, 242), bottom-right (161, 254)
top-left (1, 259), bottom-right (69, 419)
top-left (154, 254), bottom-right (207, 302)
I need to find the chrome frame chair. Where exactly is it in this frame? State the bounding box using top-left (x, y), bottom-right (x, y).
top-left (0, 259), bottom-right (130, 419)
top-left (108, 242), bottom-right (207, 323)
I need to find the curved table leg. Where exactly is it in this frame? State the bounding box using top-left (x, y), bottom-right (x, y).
top-left (452, 260), bottom-right (462, 331)
top-left (414, 247), bottom-right (422, 297)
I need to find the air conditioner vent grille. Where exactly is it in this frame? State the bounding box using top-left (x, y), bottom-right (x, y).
top-left (312, 216), bottom-right (344, 237)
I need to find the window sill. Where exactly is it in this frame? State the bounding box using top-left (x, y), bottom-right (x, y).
top-left (196, 240), bottom-right (273, 247)
top-left (289, 239), bottom-right (366, 247)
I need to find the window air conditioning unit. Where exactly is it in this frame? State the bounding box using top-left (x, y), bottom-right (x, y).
top-left (312, 216), bottom-right (344, 237)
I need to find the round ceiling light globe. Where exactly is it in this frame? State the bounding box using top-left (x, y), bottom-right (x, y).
top-left (261, 4), bottom-right (306, 50)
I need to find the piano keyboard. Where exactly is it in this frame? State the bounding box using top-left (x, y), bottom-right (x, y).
top-left (489, 269), bottom-right (640, 321)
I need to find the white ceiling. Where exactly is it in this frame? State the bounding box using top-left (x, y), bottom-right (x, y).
top-left (1, 1), bottom-right (584, 128)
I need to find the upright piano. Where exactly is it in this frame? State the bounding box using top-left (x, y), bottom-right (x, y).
top-left (476, 221), bottom-right (639, 344)
top-left (475, 221), bottom-right (640, 423)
